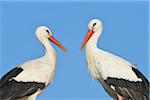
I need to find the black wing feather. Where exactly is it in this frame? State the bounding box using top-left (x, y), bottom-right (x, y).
top-left (105, 67), bottom-right (149, 100)
top-left (0, 67), bottom-right (23, 87)
top-left (0, 79), bottom-right (45, 100)
top-left (0, 67), bottom-right (45, 100)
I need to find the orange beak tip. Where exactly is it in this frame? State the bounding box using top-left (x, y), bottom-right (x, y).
top-left (48, 35), bottom-right (67, 52)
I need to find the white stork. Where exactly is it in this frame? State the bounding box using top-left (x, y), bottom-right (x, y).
top-left (0, 26), bottom-right (66, 100)
top-left (80, 19), bottom-right (149, 100)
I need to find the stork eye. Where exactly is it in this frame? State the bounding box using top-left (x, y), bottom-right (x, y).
top-left (93, 23), bottom-right (96, 27)
top-left (46, 30), bottom-right (49, 33)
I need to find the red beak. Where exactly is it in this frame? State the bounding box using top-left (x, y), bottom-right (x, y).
top-left (48, 35), bottom-right (67, 52)
top-left (80, 29), bottom-right (94, 50)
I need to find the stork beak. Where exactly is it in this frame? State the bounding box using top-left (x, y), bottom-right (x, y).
top-left (48, 35), bottom-right (67, 52)
top-left (80, 29), bottom-right (94, 51)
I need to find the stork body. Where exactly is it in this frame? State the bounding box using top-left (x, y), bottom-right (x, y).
top-left (0, 26), bottom-right (66, 100)
top-left (81, 19), bottom-right (149, 100)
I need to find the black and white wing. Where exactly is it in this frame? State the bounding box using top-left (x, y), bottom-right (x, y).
top-left (104, 67), bottom-right (149, 100)
top-left (0, 67), bottom-right (45, 100)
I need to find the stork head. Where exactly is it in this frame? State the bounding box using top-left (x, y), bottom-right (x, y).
top-left (80, 19), bottom-right (103, 50)
top-left (36, 26), bottom-right (67, 52)
top-left (88, 19), bottom-right (103, 32)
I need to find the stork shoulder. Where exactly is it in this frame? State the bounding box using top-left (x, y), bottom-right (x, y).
top-left (94, 50), bottom-right (141, 82)
top-left (97, 49), bottom-right (135, 67)
top-left (12, 60), bottom-right (55, 85)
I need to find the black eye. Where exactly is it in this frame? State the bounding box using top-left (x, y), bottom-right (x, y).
top-left (46, 30), bottom-right (49, 33)
top-left (93, 23), bottom-right (96, 27)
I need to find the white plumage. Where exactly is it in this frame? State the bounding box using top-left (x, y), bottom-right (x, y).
top-left (81, 19), bottom-right (149, 100)
top-left (86, 48), bottom-right (141, 82)
top-left (0, 26), bottom-right (66, 100)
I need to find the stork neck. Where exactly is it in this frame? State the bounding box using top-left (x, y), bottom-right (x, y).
top-left (86, 29), bottom-right (102, 49)
top-left (44, 40), bottom-right (56, 57)
top-left (40, 38), bottom-right (56, 64)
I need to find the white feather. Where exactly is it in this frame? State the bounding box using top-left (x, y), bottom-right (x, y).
top-left (11, 26), bottom-right (57, 99)
top-left (13, 59), bottom-right (55, 85)
top-left (86, 45), bottom-right (142, 82)
top-left (85, 19), bottom-right (142, 82)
